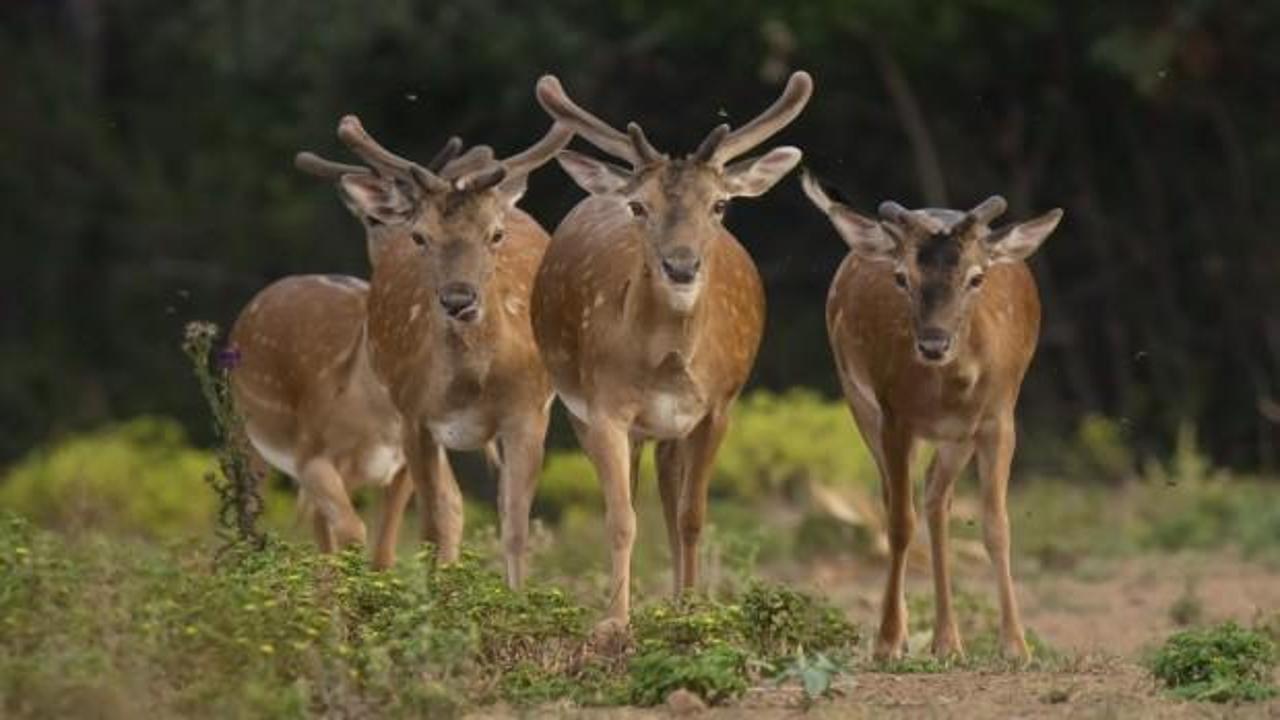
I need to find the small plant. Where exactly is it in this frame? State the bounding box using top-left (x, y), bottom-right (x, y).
top-left (627, 643), bottom-right (749, 706)
top-left (773, 649), bottom-right (845, 706)
top-left (1169, 579), bottom-right (1204, 627)
top-left (1149, 621), bottom-right (1278, 702)
top-left (739, 581), bottom-right (860, 658)
top-left (182, 321), bottom-right (267, 555)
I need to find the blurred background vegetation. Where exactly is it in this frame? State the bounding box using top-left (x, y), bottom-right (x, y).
top-left (2, 0), bottom-right (1279, 484)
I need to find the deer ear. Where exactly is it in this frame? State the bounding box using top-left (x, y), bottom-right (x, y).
top-left (339, 173), bottom-right (415, 226)
top-left (723, 146), bottom-right (802, 197)
top-left (986, 208), bottom-right (1063, 263)
top-left (555, 149), bottom-right (632, 195)
top-left (800, 170), bottom-right (897, 258)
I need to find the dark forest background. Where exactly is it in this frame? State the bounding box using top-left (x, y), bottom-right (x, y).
top-left (2, 0), bottom-right (1278, 471)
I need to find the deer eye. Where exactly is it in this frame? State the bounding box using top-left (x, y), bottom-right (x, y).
top-left (490, 228), bottom-right (505, 246)
top-left (968, 272), bottom-right (985, 289)
top-left (627, 201), bottom-right (648, 218)
top-left (712, 199), bottom-right (728, 216)
top-left (893, 270), bottom-right (909, 289)
top-left (411, 231), bottom-right (429, 248)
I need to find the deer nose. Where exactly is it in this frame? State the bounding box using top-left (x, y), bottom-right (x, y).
top-left (660, 247), bottom-right (701, 285)
top-left (917, 328), bottom-right (952, 361)
top-left (438, 283), bottom-right (480, 322)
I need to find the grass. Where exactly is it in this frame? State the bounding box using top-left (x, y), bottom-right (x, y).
top-left (1149, 621), bottom-right (1278, 702)
top-left (0, 512), bottom-right (861, 718)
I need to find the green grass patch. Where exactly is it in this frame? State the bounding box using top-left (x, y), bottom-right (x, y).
top-left (0, 512), bottom-right (860, 717)
top-left (1149, 621), bottom-right (1278, 703)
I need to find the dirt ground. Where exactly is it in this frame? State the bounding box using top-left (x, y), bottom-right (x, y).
top-left (471, 550), bottom-right (1280, 719)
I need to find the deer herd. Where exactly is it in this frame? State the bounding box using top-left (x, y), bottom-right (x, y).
top-left (228, 70), bottom-right (1063, 660)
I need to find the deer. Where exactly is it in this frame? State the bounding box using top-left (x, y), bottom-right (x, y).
top-left (228, 135), bottom-right (473, 568)
top-left (228, 273), bottom-right (410, 569)
top-left (531, 71), bottom-right (813, 637)
top-left (292, 116), bottom-right (572, 587)
top-left (801, 171), bottom-right (1063, 660)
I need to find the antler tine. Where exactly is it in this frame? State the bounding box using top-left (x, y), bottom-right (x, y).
top-left (502, 123), bottom-right (575, 178)
top-left (454, 163), bottom-right (508, 193)
top-left (337, 115), bottom-right (449, 194)
top-left (294, 151), bottom-right (372, 179)
top-left (535, 75), bottom-right (640, 166)
top-left (713, 71), bottom-right (813, 165)
top-left (968, 195), bottom-right (1008, 225)
top-left (626, 122), bottom-right (661, 166)
top-left (878, 200), bottom-right (936, 235)
top-left (426, 136), bottom-right (464, 173)
top-left (692, 124), bottom-right (730, 164)
top-left (442, 145), bottom-right (496, 179)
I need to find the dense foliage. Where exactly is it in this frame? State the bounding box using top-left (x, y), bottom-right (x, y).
top-left (2, 0), bottom-right (1278, 472)
top-left (1150, 622), bottom-right (1278, 703)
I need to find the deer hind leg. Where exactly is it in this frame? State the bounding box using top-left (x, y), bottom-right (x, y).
top-left (371, 467), bottom-right (414, 570)
top-left (675, 410), bottom-right (731, 594)
top-left (976, 415), bottom-right (1029, 660)
top-left (299, 456), bottom-right (366, 549)
top-left (405, 424), bottom-right (463, 563)
top-left (924, 440), bottom-right (975, 659)
top-left (655, 439), bottom-right (683, 596)
top-left (498, 410), bottom-right (551, 590)
top-left (570, 412), bottom-right (635, 637)
top-left (875, 427), bottom-right (916, 661)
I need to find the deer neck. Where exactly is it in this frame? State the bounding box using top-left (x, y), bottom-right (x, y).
top-left (622, 259), bottom-right (711, 374)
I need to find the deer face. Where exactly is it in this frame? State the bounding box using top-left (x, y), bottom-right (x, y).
top-left (298, 116), bottom-right (571, 327)
top-left (801, 173), bottom-right (1063, 365)
top-left (535, 72), bottom-right (811, 313)
top-left (557, 152), bottom-right (798, 312)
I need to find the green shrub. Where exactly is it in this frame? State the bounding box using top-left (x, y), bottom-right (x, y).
top-left (1150, 622), bottom-right (1278, 702)
top-left (628, 644), bottom-right (749, 706)
top-left (0, 417), bottom-right (218, 537)
top-left (715, 389), bottom-right (877, 500)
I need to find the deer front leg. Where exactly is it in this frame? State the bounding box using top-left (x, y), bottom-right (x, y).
top-left (924, 440), bottom-right (975, 658)
top-left (875, 427), bottom-right (916, 661)
top-left (299, 456), bottom-right (366, 550)
top-left (675, 409), bottom-right (730, 593)
top-left (405, 423), bottom-right (463, 563)
top-left (655, 440), bottom-right (683, 596)
top-left (976, 413), bottom-right (1029, 660)
top-left (498, 410), bottom-right (550, 589)
top-left (371, 467), bottom-right (414, 570)
top-left (570, 413), bottom-right (635, 638)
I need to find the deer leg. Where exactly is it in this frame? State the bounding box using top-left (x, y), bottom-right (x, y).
top-left (299, 456), bottom-right (366, 549)
top-left (311, 505), bottom-right (336, 553)
top-left (371, 467), bottom-right (414, 570)
top-left (405, 423), bottom-right (463, 563)
top-left (976, 414), bottom-right (1029, 660)
top-left (655, 440), bottom-right (683, 596)
top-left (924, 440), bottom-right (974, 658)
top-left (498, 411), bottom-right (550, 589)
top-left (676, 410), bottom-right (730, 593)
top-left (570, 413), bottom-right (634, 637)
top-left (875, 427), bottom-right (915, 661)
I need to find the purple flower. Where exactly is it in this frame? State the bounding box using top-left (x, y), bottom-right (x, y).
top-left (216, 345), bottom-right (242, 371)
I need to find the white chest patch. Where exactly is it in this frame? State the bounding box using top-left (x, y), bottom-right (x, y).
top-left (430, 410), bottom-right (491, 451)
top-left (919, 416), bottom-right (975, 441)
top-left (247, 431), bottom-right (299, 480)
top-left (636, 391), bottom-right (705, 440)
top-left (360, 444), bottom-right (404, 487)
top-left (558, 392), bottom-right (589, 424)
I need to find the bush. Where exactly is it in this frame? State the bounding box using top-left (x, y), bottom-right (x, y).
top-left (1149, 622), bottom-right (1278, 702)
top-left (0, 417), bottom-right (219, 537)
top-left (715, 389), bottom-right (877, 501)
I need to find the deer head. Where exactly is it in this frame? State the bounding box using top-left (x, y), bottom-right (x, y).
top-left (296, 117), bottom-right (571, 325)
top-left (536, 72), bottom-right (811, 313)
top-left (802, 171), bottom-right (1063, 365)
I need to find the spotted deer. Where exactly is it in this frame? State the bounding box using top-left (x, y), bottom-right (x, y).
top-left (294, 117), bottom-right (571, 587)
top-left (532, 71), bottom-right (812, 635)
top-left (801, 171), bottom-right (1063, 660)
top-left (229, 273), bottom-right (409, 569)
